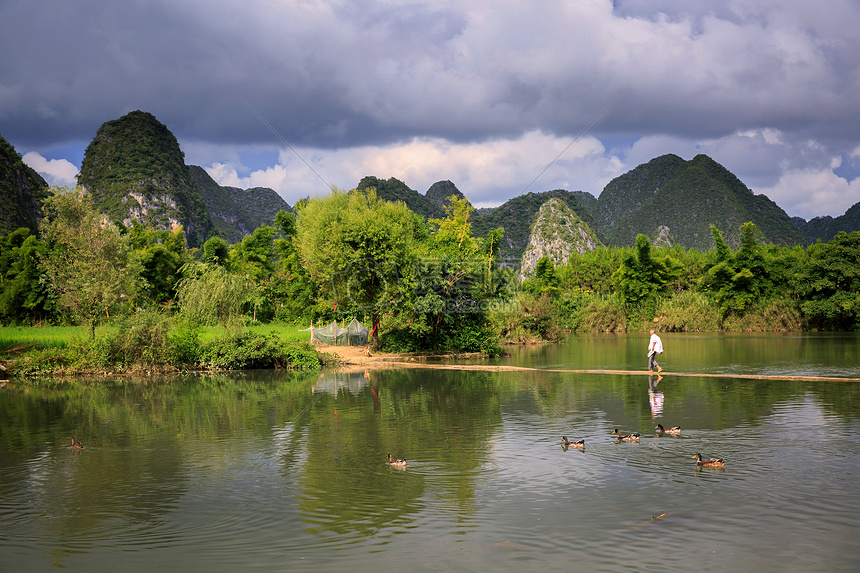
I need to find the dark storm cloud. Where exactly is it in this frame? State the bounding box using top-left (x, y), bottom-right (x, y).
top-left (2, 0), bottom-right (860, 218)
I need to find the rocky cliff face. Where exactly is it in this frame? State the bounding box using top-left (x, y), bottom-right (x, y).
top-left (0, 134), bottom-right (49, 236)
top-left (519, 197), bottom-right (602, 277)
top-left (77, 110), bottom-right (214, 247)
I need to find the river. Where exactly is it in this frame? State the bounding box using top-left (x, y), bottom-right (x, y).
top-left (1, 332), bottom-right (858, 571)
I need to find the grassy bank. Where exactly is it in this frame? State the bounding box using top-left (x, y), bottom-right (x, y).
top-left (1, 315), bottom-right (322, 379)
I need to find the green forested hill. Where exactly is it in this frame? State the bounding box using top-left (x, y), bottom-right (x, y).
top-left (471, 189), bottom-right (600, 263)
top-left (592, 154), bottom-right (804, 249)
top-left (189, 165), bottom-right (291, 244)
top-left (797, 200), bottom-right (860, 244)
top-left (354, 177), bottom-right (600, 263)
top-left (0, 134), bottom-right (49, 236)
top-left (77, 110), bottom-right (214, 247)
top-left (356, 176), bottom-right (445, 219)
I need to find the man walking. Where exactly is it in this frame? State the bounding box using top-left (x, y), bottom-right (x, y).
top-left (648, 329), bottom-right (663, 374)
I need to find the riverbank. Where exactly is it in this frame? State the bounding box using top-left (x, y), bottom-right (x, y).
top-left (317, 344), bottom-right (486, 366)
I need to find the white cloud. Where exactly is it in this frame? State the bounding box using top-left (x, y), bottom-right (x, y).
top-left (755, 166), bottom-right (860, 219)
top-left (21, 152), bottom-right (79, 187)
top-left (204, 131), bottom-right (626, 208)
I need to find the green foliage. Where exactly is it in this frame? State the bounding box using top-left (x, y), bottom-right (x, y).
top-left (0, 228), bottom-right (52, 324)
top-left (176, 262), bottom-right (254, 327)
top-left (612, 234), bottom-right (682, 305)
top-left (203, 236), bottom-right (230, 265)
top-left (390, 196), bottom-right (508, 353)
top-left (199, 331), bottom-right (319, 370)
top-left (556, 247), bottom-right (625, 295)
top-left (797, 231), bottom-right (860, 330)
top-left (39, 187), bottom-right (141, 339)
top-left (296, 187), bottom-right (424, 347)
top-left (522, 256), bottom-right (559, 297)
top-left (699, 223), bottom-right (778, 319)
top-left (576, 294), bottom-right (628, 332)
top-left (654, 291), bottom-right (721, 332)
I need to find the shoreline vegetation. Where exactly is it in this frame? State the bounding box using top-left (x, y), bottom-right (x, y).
top-left (2, 187), bottom-right (859, 381)
top-left (0, 305), bottom-right (840, 381)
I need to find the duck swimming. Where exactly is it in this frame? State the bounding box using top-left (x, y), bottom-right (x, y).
top-left (70, 437), bottom-right (84, 450)
top-left (611, 429), bottom-right (640, 442)
top-left (387, 453), bottom-right (407, 468)
top-left (561, 436), bottom-right (585, 448)
top-left (692, 453), bottom-right (725, 468)
top-left (655, 424), bottom-right (681, 436)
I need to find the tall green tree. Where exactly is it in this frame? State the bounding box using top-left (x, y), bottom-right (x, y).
top-left (39, 187), bottom-right (140, 339)
top-left (797, 231), bottom-right (860, 329)
top-left (402, 196), bottom-right (504, 353)
top-left (295, 188), bottom-right (423, 349)
top-left (612, 234), bottom-right (681, 305)
top-left (175, 262), bottom-right (254, 327)
top-left (699, 223), bottom-right (775, 318)
top-left (120, 220), bottom-right (190, 306)
top-left (0, 228), bottom-right (52, 324)
top-left (269, 210), bottom-right (318, 323)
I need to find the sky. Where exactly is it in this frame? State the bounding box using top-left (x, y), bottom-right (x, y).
top-left (2, 0), bottom-right (860, 220)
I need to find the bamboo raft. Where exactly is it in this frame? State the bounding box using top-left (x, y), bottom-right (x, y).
top-left (369, 361), bottom-right (860, 383)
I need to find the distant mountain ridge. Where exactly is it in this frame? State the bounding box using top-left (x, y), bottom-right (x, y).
top-left (796, 201), bottom-right (860, 243)
top-left (592, 154), bottom-right (804, 249)
top-left (470, 189), bottom-right (599, 263)
top-left (5, 109), bottom-right (859, 260)
top-left (519, 197), bottom-right (602, 277)
top-left (189, 166), bottom-right (291, 244)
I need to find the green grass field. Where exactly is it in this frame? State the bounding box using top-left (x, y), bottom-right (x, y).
top-left (0, 326), bottom-right (88, 353)
top-left (0, 323), bottom-right (309, 354)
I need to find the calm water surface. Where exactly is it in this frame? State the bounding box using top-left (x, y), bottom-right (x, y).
top-left (1, 333), bottom-right (859, 572)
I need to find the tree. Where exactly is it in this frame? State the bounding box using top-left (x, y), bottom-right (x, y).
top-left (121, 221), bottom-right (190, 306)
top-left (0, 228), bottom-right (51, 324)
top-left (175, 262), bottom-right (254, 327)
top-left (295, 188), bottom-right (423, 349)
top-left (405, 196), bottom-right (505, 353)
top-left (203, 236), bottom-right (230, 266)
top-left (612, 234), bottom-right (681, 305)
top-left (797, 231), bottom-right (860, 329)
top-left (522, 256), bottom-right (559, 296)
top-left (39, 187), bottom-right (140, 339)
top-left (269, 210), bottom-right (318, 322)
top-left (699, 223), bottom-right (775, 318)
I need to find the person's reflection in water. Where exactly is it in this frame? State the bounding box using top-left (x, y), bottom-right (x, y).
top-left (648, 374), bottom-right (664, 418)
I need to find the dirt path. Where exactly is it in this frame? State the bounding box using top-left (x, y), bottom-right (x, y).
top-left (315, 344), bottom-right (401, 365)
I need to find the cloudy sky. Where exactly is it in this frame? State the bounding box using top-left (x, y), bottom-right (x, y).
top-left (3, 0), bottom-right (860, 219)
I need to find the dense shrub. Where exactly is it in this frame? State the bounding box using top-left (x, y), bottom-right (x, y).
top-left (199, 331), bottom-right (319, 370)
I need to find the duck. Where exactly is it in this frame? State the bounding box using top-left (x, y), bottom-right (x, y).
top-left (561, 436), bottom-right (585, 448)
top-left (387, 453), bottom-right (407, 468)
top-left (655, 424), bottom-right (681, 436)
top-left (70, 437), bottom-right (84, 450)
top-left (692, 453), bottom-right (725, 468)
top-left (611, 429), bottom-right (640, 442)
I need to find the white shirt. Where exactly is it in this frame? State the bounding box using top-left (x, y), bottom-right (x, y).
top-left (649, 333), bottom-right (663, 354)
